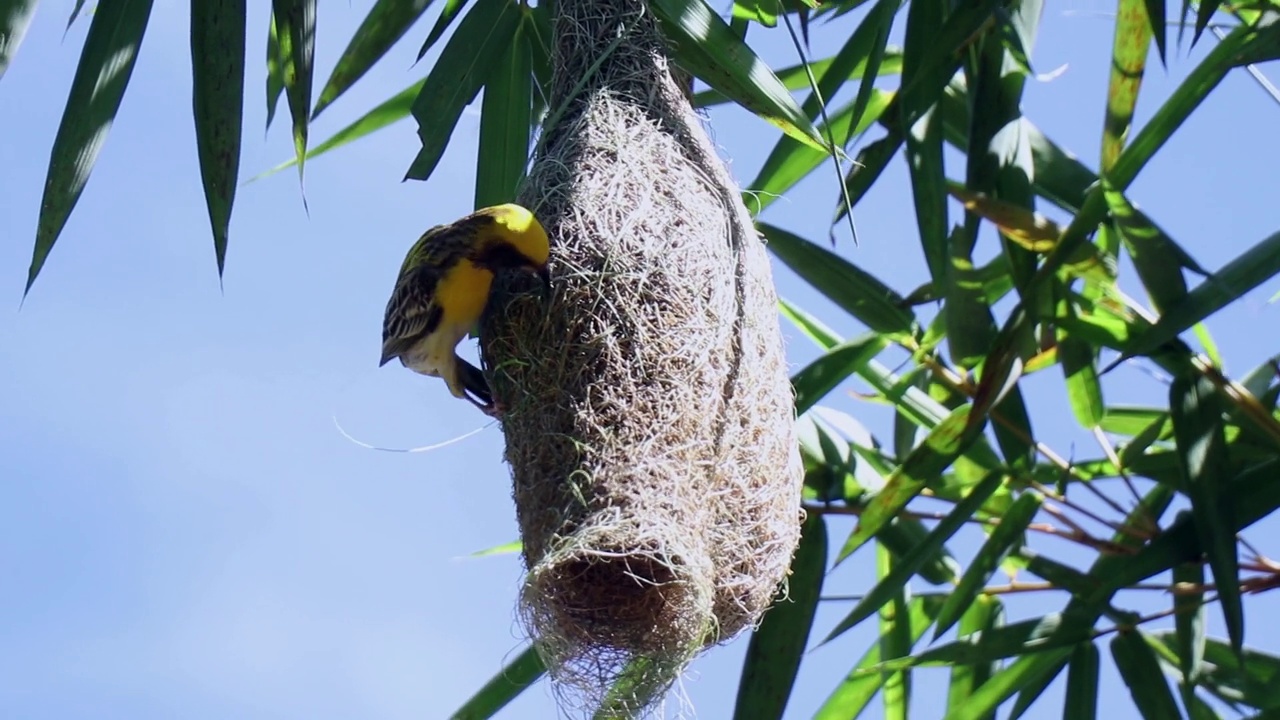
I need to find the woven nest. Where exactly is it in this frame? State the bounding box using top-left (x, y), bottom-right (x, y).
top-left (479, 0), bottom-right (804, 713)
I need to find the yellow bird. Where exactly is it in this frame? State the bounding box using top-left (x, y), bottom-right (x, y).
top-left (380, 204), bottom-right (551, 417)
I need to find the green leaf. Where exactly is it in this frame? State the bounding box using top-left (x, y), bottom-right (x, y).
top-left (934, 490), bottom-right (1043, 639)
top-left (1155, 633), bottom-right (1280, 711)
top-left (1006, 642), bottom-right (1062, 719)
top-left (1112, 631), bottom-right (1183, 720)
top-left (732, 0), bottom-right (778, 26)
top-left (650, 0), bottom-right (827, 151)
top-left (1110, 20), bottom-right (1280, 191)
top-left (1116, 229), bottom-right (1280, 363)
top-left (846, 0), bottom-right (896, 141)
top-left (1064, 642), bottom-right (1099, 720)
top-left (271, 0), bottom-right (316, 184)
top-left (312, 0), bottom-right (434, 119)
top-left (869, 611), bottom-right (1094, 675)
top-left (27, 0), bottom-right (155, 295)
top-left (829, 405), bottom-right (985, 575)
top-left (1060, 333), bottom-right (1104, 427)
top-left (473, 9), bottom-right (531, 209)
top-left (792, 334), bottom-right (890, 415)
top-left (468, 539), bottom-right (521, 557)
top-left (1172, 561), bottom-right (1206, 684)
top-left (1102, 0), bottom-right (1153, 172)
top-left (449, 645), bottom-right (545, 719)
top-left (190, 0), bottom-right (246, 277)
top-left (1193, 0), bottom-right (1222, 46)
top-left (691, 49), bottom-right (904, 108)
top-left (876, 516), bottom-right (962, 585)
top-left (747, 90), bottom-right (894, 214)
top-left (780, 296), bottom-right (841, 349)
top-left (1144, 0), bottom-right (1167, 64)
top-left (1105, 185), bottom-right (1209, 314)
top-left (0, 0), bottom-right (38, 81)
top-left (253, 79), bottom-right (425, 181)
top-left (417, 0), bottom-right (470, 61)
top-left (65, 0), bottom-right (86, 30)
top-left (876, 544), bottom-right (912, 720)
top-left (904, 106), bottom-right (947, 284)
top-left (404, 0), bottom-right (520, 181)
top-left (1169, 372), bottom-right (1242, 655)
top-left (732, 514), bottom-right (826, 720)
top-left (827, 470), bottom-right (1002, 639)
top-left (265, 14), bottom-right (284, 131)
top-left (813, 595), bottom-right (946, 719)
top-left (760, 222), bottom-right (917, 338)
top-left (947, 596), bottom-right (1003, 718)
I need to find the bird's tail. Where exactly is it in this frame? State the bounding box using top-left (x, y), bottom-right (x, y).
top-left (456, 356), bottom-right (494, 407)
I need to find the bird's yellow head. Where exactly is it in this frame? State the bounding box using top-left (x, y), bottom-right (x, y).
top-left (472, 204), bottom-right (551, 284)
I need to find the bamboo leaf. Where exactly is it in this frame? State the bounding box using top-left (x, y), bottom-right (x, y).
top-left (732, 514), bottom-right (827, 720)
top-left (253, 79), bottom-right (424, 181)
top-left (1105, 185), bottom-right (1209, 314)
top-left (814, 595), bottom-right (947, 719)
top-left (266, 14), bottom-right (283, 131)
top-left (947, 596), bottom-right (1003, 717)
top-left (1110, 21), bottom-right (1280, 191)
top-left (449, 646), bottom-right (545, 719)
top-left (691, 49), bottom-right (904, 108)
top-left (934, 490), bottom-right (1042, 639)
top-left (190, 0), bottom-right (245, 277)
top-left (0, 0), bottom-right (38, 81)
top-left (1173, 561), bottom-right (1207, 684)
top-left (747, 90), bottom-right (894, 214)
top-left (1112, 631), bottom-right (1184, 720)
top-left (877, 515), bottom-right (962, 585)
top-left (468, 539), bottom-right (521, 557)
top-left (404, 0), bottom-right (520, 181)
top-left (792, 334), bottom-right (890, 415)
top-left (418, 0), bottom-right (470, 60)
top-left (828, 405), bottom-right (984, 577)
top-left (1116, 230), bottom-right (1280, 363)
top-left (1060, 333), bottom-right (1104, 428)
top-left (846, 0), bottom-right (896, 142)
top-left (879, 544), bottom-right (912, 720)
top-left (27, 0), bottom-right (155, 295)
top-left (313, 0), bottom-right (434, 119)
top-left (651, 0), bottom-right (828, 151)
top-left (1102, 0), bottom-right (1153, 172)
top-left (272, 0), bottom-right (316, 184)
top-left (760, 222), bottom-right (917, 338)
top-left (65, 0), bottom-right (85, 30)
top-left (474, 10), bottom-right (531, 209)
top-left (827, 471), bottom-right (1002, 639)
top-left (1064, 642), bottom-right (1099, 720)
top-left (1169, 372), bottom-right (1243, 655)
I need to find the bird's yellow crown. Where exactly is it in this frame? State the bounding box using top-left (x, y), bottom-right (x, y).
top-left (476, 203), bottom-right (550, 268)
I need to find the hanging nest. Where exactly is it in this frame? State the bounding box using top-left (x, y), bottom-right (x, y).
top-left (479, 0), bottom-right (804, 713)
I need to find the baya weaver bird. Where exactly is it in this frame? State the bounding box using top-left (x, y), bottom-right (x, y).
top-left (380, 203), bottom-right (551, 417)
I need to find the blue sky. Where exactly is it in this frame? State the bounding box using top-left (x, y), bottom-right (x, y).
top-left (1, 1), bottom-right (1278, 719)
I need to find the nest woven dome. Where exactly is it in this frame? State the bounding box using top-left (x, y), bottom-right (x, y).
top-left (480, 0), bottom-right (805, 712)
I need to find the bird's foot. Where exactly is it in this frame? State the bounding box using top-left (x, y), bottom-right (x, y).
top-left (464, 393), bottom-right (506, 420)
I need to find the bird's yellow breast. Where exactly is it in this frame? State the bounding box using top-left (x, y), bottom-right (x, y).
top-left (434, 259), bottom-right (494, 326)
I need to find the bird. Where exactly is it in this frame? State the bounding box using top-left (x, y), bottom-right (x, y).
top-left (379, 203), bottom-right (551, 418)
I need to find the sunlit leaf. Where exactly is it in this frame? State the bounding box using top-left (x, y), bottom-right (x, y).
top-left (405, 0), bottom-right (520, 181)
top-left (27, 0), bottom-right (155, 295)
top-left (313, 0), bottom-right (435, 119)
top-left (0, 0), bottom-right (38, 81)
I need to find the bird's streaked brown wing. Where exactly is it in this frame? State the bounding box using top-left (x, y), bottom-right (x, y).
top-left (380, 266), bottom-right (444, 365)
